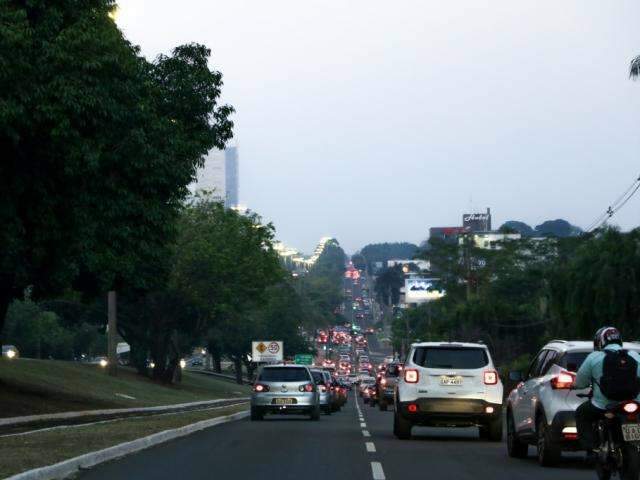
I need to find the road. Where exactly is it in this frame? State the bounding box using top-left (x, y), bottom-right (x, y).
top-left (79, 392), bottom-right (594, 480)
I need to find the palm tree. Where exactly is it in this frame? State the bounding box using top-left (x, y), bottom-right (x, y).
top-left (630, 55), bottom-right (640, 79)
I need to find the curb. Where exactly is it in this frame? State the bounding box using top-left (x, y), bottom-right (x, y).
top-left (0, 398), bottom-right (249, 427)
top-left (5, 410), bottom-right (250, 480)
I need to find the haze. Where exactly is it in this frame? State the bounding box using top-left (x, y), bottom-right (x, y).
top-left (117, 0), bottom-right (640, 253)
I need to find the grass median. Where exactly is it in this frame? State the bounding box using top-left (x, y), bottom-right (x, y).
top-left (0, 358), bottom-right (250, 418)
top-left (0, 402), bottom-right (249, 479)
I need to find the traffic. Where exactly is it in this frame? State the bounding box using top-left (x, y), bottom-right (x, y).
top-left (243, 268), bottom-right (640, 480)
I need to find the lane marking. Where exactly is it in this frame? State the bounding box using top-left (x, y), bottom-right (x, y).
top-left (360, 422), bottom-right (367, 427)
top-left (365, 442), bottom-right (376, 452)
top-left (371, 462), bottom-right (386, 480)
top-left (362, 429), bottom-right (371, 437)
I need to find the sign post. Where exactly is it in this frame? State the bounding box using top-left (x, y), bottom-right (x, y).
top-left (251, 341), bottom-right (283, 363)
top-left (294, 354), bottom-right (313, 365)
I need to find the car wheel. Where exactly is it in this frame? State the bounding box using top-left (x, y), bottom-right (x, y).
top-left (537, 414), bottom-right (561, 466)
top-left (394, 409), bottom-right (412, 440)
top-left (310, 405), bottom-right (320, 421)
top-left (379, 400), bottom-right (388, 411)
top-left (506, 411), bottom-right (528, 458)
top-left (250, 407), bottom-right (263, 421)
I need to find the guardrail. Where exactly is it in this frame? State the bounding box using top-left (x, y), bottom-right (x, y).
top-left (187, 368), bottom-right (252, 385)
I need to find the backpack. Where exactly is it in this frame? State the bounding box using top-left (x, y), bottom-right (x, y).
top-left (599, 349), bottom-right (640, 401)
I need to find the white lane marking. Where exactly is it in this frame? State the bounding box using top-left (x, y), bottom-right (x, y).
top-left (366, 442), bottom-right (376, 452)
top-left (371, 462), bottom-right (386, 480)
top-left (362, 429), bottom-right (371, 437)
top-left (360, 422), bottom-right (367, 428)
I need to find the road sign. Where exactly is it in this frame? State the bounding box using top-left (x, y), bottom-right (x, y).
top-left (252, 341), bottom-right (283, 363)
top-left (294, 354), bottom-right (313, 365)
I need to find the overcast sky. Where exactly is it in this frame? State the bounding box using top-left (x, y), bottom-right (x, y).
top-left (117, 0), bottom-right (640, 253)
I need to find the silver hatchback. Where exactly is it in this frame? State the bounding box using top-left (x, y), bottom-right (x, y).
top-left (251, 365), bottom-right (320, 421)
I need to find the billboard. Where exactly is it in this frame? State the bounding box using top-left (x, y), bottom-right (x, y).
top-left (404, 278), bottom-right (445, 304)
top-left (251, 341), bottom-right (283, 363)
top-left (463, 209), bottom-right (491, 232)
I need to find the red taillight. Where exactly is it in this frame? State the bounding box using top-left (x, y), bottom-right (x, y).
top-left (319, 385), bottom-right (327, 393)
top-left (484, 370), bottom-right (498, 385)
top-left (299, 383), bottom-right (314, 392)
top-left (551, 371), bottom-right (575, 389)
top-left (380, 378), bottom-right (387, 386)
top-left (407, 403), bottom-right (418, 413)
top-left (404, 369), bottom-right (419, 383)
top-left (623, 402), bottom-right (639, 414)
top-left (253, 384), bottom-right (269, 392)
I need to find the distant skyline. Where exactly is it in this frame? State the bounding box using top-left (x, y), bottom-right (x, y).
top-left (117, 1), bottom-right (640, 253)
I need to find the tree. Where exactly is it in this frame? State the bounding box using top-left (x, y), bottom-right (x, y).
top-left (499, 221), bottom-right (535, 237)
top-left (359, 242), bottom-right (419, 274)
top-left (0, 1), bottom-right (233, 337)
top-left (171, 198), bottom-right (282, 384)
top-left (535, 219), bottom-right (582, 238)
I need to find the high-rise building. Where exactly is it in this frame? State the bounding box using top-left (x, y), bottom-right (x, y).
top-left (192, 146), bottom-right (239, 208)
top-left (224, 147), bottom-right (239, 208)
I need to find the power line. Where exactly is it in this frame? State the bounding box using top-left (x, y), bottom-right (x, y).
top-left (586, 174), bottom-right (640, 233)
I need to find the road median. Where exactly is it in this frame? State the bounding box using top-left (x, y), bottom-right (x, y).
top-left (2, 403), bottom-right (249, 479)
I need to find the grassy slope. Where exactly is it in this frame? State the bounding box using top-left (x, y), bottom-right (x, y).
top-left (0, 403), bottom-right (248, 478)
top-left (0, 358), bottom-right (250, 418)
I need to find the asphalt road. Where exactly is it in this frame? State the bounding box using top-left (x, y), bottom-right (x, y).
top-left (78, 392), bottom-right (594, 480)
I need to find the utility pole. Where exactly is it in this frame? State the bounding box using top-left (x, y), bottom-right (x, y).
top-left (107, 290), bottom-right (118, 376)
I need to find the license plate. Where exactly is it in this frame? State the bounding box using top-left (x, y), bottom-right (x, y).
top-left (440, 376), bottom-right (463, 386)
top-left (622, 424), bottom-right (640, 442)
top-left (273, 398), bottom-right (296, 405)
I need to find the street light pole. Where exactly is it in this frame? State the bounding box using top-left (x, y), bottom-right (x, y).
top-left (107, 290), bottom-right (118, 376)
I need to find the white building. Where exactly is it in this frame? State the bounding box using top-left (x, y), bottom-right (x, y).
top-left (192, 147), bottom-right (239, 208)
top-left (463, 232), bottom-right (522, 250)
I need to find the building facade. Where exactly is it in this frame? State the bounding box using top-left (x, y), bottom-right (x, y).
top-left (192, 146), bottom-right (239, 208)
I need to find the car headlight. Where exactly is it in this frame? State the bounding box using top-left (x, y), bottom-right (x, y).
top-left (6, 350), bottom-right (16, 359)
top-left (179, 359), bottom-right (186, 369)
top-left (99, 358), bottom-right (108, 367)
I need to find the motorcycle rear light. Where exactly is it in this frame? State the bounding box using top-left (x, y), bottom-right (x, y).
top-left (623, 402), bottom-right (639, 414)
top-left (407, 403), bottom-right (418, 413)
top-left (253, 384), bottom-right (269, 392)
top-left (551, 371), bottom-right (575, 389)
top-left (404, 369), bottom-right (419, 383)
top-left (483, 370), bottom-right (498, 385)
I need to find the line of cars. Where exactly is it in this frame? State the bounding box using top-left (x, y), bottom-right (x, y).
top-left (250, 364), bottom-right (350, 421)
top-left (356, 338), bottom-right (640, 471)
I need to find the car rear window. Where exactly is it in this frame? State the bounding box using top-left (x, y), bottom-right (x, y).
top-left (413, 347), bottom-right (488, 369)
top-left (310, 371), bottom-right (324, 383)
top-left (558, 351), bottom-right (590, 372)
top-left (259, 367), bottom-right (309, 382)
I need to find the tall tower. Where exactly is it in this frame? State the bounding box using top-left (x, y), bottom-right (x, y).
top-left (225, 147), bottom-right (239, 208)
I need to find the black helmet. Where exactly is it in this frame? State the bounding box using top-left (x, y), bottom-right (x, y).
top-left (594, 326), bottom-right (622, 351)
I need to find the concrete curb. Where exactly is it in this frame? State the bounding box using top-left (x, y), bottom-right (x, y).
top-left (5, 410), bottom-right (250, 480)
top-left (0, 398), bottom-right (249, 427)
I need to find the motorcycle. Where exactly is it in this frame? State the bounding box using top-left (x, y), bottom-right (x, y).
top-left (579, 392), bottom-right (640, 480)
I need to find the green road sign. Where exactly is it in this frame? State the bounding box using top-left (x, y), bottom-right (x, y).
top-left (294, 354), bottom-right (313, 365)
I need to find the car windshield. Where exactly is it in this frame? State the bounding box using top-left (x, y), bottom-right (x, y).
top-left (413, 347), bottom-right (488, 369)
top-left (259, 368), bottom-right (309, 382)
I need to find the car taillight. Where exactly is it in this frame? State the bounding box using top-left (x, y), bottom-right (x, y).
top-left (253, 384), bottom-right (269, 392)
top-left (404, 369), bottom-right (419, 383)
top-left (299, 383), bottom-right (315, 392)
top-left (319, 385), bottom-right (327, 392)
top-left (483, 370), bottom-right (498, 385)
top-left (551, 371), bottom-right (575, 389)
top-left (623, 402), bottom-right (639, 414)
top-left (380, 378), bottom-right (387, 386)
top-left (407, 403), bottom-right (418, 413)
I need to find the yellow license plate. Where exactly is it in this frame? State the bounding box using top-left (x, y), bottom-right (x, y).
top-left (273, 398), bottom-right (296, 405)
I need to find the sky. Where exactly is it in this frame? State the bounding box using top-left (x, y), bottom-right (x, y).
top-left (116, 0), bottom-right (640, 254)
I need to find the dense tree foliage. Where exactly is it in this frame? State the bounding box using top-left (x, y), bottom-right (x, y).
top-left (0, 0), bottom-right (233, 337)
top-left (394, 228), bottom-right (640, 367)
top-left (497, 219), bottom-right (582, 238)
top-left (358, 242), bottom-right (418, 274)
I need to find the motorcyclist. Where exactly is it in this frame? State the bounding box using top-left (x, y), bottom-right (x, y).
top-left (575, 326), bottom-right (640, 453)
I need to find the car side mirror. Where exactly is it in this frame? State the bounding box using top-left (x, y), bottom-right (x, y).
top-left (509, 371), bottom-right (523, 382)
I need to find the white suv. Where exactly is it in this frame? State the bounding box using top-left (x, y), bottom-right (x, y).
top-left (506, 339), bottom-right (640, 466)
top-left (394, 342), bottom-right (503, 440)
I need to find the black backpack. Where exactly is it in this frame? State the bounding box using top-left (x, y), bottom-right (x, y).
top-left (599, 349), bottom-right (640, 401)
